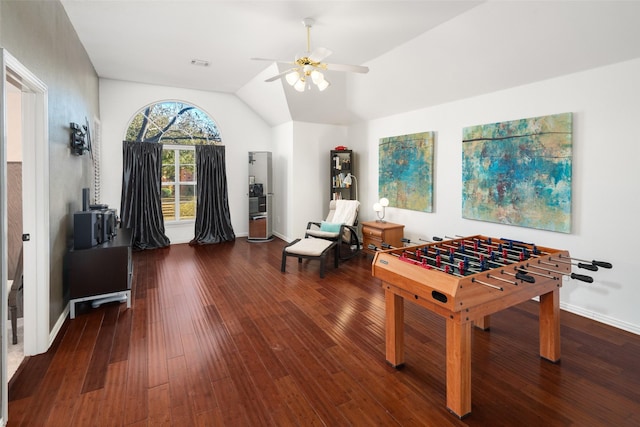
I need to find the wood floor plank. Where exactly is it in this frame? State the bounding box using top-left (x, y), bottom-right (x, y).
top-left (82, 303), bottom-right (120, 393)
top-left (26, 311), bottom-right (103, 425)
top-left (148, 383), bottom-right (172, 426)
top-left (8, 238), bottom-right (640, 426)
top-left (147, 295), bottom-right (169, 388)
top-left (182, 344), bottom-right (218, 415)
top-left (123, 297), bottom-right (149, 424)
top-left (69, 388), bottom-right (104, 426)
top-left (166, 355), bottom-right (197, 425)
top-left (109, 303), bottom-right (133, 364)
top-left (98, 360), bottom-right (129, 426)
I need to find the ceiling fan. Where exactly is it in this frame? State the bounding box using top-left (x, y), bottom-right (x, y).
top-left (252, 18), bottom-right (369, 92)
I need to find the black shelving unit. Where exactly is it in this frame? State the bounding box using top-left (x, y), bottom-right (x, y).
top-left (330, 149), bottom-right (355, 201)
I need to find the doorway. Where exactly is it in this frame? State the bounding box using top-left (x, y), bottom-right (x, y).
top-left (1, 48), bottom-right (50, 423)
top-left (6, 80), bottom-right (24, 379)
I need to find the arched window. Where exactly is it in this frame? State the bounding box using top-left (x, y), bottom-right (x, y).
top-left (125, 101), bottom-right (221, 222)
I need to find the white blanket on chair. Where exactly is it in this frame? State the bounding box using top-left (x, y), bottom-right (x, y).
top-left (332, 200), bottom-right (360, 225)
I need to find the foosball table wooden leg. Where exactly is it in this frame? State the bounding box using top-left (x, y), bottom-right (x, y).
top-left (385, 288), bottom-right (405, 367)
top-left (474, 315), bottom-right (491, 330)
top-left (446, 318), bottom-right (472, 418)
top-left (539, 288), bottom-right (561, 362)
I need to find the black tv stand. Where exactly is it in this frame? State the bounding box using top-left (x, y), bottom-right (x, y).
top-left (68, 228), bottom-right (133, 318)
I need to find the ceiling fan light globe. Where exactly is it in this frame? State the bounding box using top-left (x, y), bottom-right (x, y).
top-left (317, 79), bottom-right (330, 91)
top-left (285, 71), bottom-right (300, 86)
top-left (294, 79), bottom-right (306, 92)
top-left (311, 70), bottom-right (324, 84)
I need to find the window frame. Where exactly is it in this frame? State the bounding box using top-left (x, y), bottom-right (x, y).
top-left (161, 144), bottom-right (197, 224)
top-left (125, 99), bottom-right (222, 224)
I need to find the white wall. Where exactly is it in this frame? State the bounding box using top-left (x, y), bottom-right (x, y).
top-left (99, 79), bottom-right (272, 243)
top-left (353, 58), bottom-right (640, 334)
top-left (290, 122), bottom-right (349, 240)
top-left (271, 121), bottom-right (350, 241)
top-left (272, 122), bottom-right (293, 239)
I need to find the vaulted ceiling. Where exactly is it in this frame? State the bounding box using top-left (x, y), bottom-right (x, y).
top-left (61, 1), bottom-right (640, 126)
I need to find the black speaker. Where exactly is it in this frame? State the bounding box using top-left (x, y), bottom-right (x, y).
top-left (82, 187), bottom-right (90, 211)
top-left (74, 211), bottom-right (102, 249)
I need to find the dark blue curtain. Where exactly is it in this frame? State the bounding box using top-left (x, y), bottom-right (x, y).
top-left (120, 141), bottom-right (170, 250)
top-left (190, 145), bottom-right (235, 245)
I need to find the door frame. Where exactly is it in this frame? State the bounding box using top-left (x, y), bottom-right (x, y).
top-left (1, 48), bottom-right (50, 422)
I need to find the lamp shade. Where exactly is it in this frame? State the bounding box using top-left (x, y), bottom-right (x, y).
top-left (317, 79), bottom-right (330, 91)
top-left (293, 79), bottom-right (306, 92)
top-left (285, 71), bottom-right (300, 86)
top-left (310, 70), bottom-right (324, 84)
top-left (379, 197), bottom-right (390, 207)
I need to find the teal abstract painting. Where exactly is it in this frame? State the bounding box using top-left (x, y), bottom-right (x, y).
top-left (462, 113), bottom-right (572, 233)
top-left (379, 132), bottom-right (434, 212)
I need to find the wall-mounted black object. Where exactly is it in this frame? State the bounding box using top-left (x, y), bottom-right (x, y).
top-left (70, 117), bottom-right (92, 156)
top-left (70, 121), bottom-right (89, 155)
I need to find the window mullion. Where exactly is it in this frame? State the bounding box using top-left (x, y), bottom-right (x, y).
top-left (173, 148), bottom-right (181, 220)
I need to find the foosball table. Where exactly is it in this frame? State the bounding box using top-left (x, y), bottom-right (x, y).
top-left (371, 234), bottom-right (611, 418)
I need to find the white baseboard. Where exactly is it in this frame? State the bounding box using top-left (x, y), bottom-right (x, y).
top-left (560, 302), bottom-right (640, 335)
top-left (50, 303), bottom-right (70, 348)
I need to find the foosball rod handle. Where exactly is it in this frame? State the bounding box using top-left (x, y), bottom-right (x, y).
top-left (592, 260), bottom-right (613, 269)
top-left (571, 273), bottom-right (594, 283)
top-left (561, 255), bottom-right (613, 269)
top-left (577, 262), bottom-right (599, 272)
top-left (514, 271), bottom-right (536, 283)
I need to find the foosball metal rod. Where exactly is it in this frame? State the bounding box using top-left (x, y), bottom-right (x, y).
top-left (500, 238), bottom-right (613, 270)
top-left (370, 244), bottom-right (464, 276)
top-left (515, 267), bottom-right (556, 280)
top-left (380, 243), bottom-right (458, 270)
top-left (526, 263), bottom-right (594, 283)
top-left (549, 257), bottom-right (599, 271)
top-left (557, 254), bottom-right (613, 269)
top-left (486, 273), bottom-right (519, 286)
top-left (501, 269), bottom-right (535, 283)
top-left (439, 237), bottom-right (530, 261)
top-left (450, 235), bottom-right (534, 258)
top-left (426, 245), bottom-right (508, 270)
top-left (471, 277), bottom-right (504, 291)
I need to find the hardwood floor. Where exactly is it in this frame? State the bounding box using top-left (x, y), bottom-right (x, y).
top-left (8, 238), bottom-right (640, 426)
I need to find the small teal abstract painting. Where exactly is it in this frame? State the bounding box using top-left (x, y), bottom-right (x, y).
top-left (379, 132), bottom-right (434, 212)
top-left (462, 113), bottom-right (572, 233)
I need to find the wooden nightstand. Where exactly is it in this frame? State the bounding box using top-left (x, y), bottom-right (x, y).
top-left (361, 220), bottom-right (405, 256)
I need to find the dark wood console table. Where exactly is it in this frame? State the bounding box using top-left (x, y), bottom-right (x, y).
top-left (68, 228), bottom-right (133, 318)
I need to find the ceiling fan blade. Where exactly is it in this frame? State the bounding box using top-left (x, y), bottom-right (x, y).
top-left (308, 47), bottom-right (332, 63)
top-left (324, 62), bottom-right (369, 74)
top-left (264, 68), bottom-right (296, 83)
top-left (251, 57), bottom-right (296, 66)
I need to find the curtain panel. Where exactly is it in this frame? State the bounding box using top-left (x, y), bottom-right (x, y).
top-left (120, 141), bottom-right (171, 250)
top-left (190, 145), bottom-right (235, 245)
